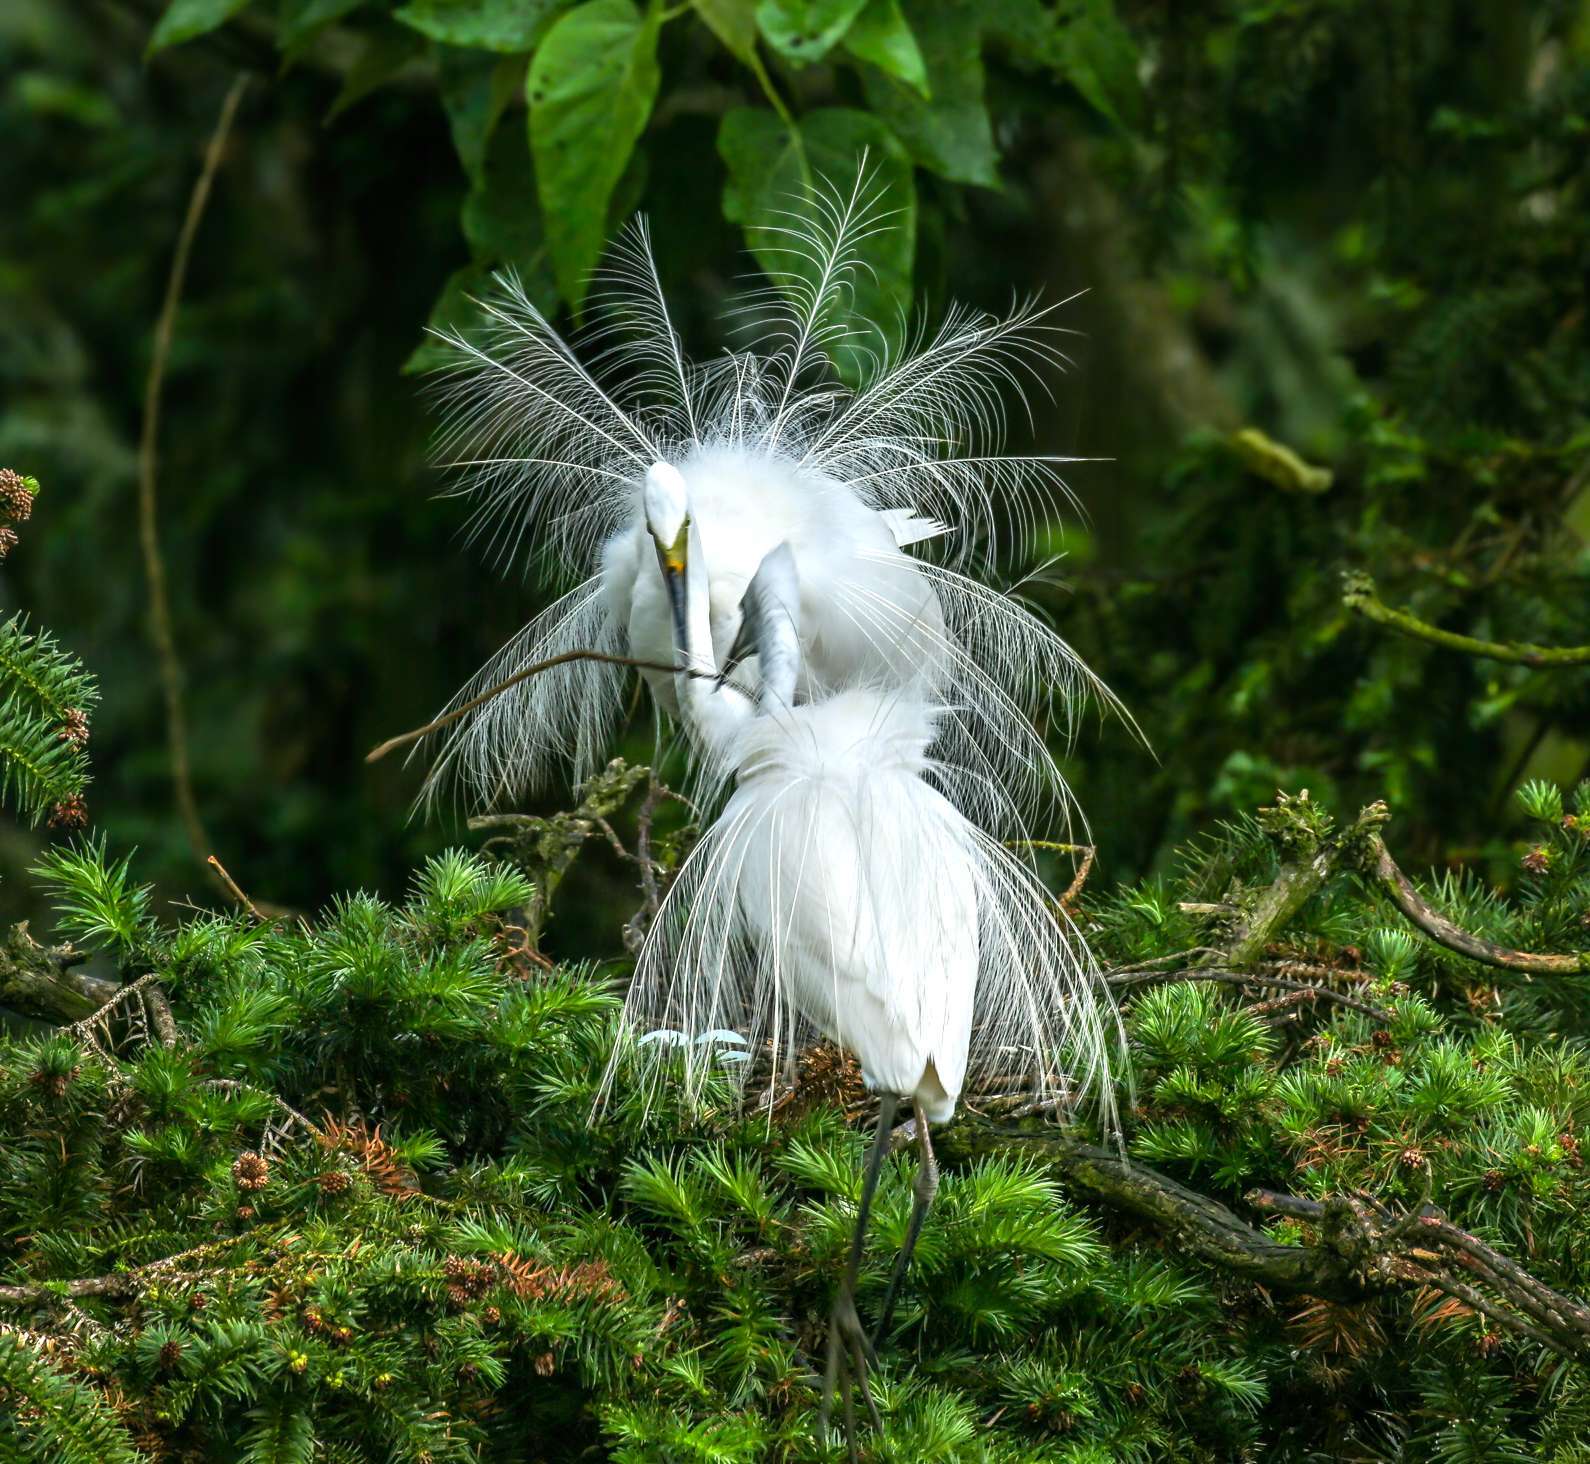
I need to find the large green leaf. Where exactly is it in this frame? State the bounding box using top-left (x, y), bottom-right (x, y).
top-left (718, 107), bottom-right (916, 386)
top-left (406, 129), bottom-right (559, 373)
top-left (692, 0), bottom-right (758, 63)
top-left (394, 0), bottom-right (564, 53)
top-left (842, 0), bottom-right (927, 98)
top-left (861, 0), bottom-right (995, 187)
top-left (438, 48), bottom-right (526, 186)
top-left (528, 0), bottom-right (661, 310)
top-left (754, 0), bottom-right (867, 65)
top-left (147, 0), bottom-right (253, 53)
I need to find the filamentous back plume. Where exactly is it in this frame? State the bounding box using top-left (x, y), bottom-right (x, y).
top-left (604, 490), bottom-right (1122, 1444)
top-left (422, 179), bottom-right (1130, 835)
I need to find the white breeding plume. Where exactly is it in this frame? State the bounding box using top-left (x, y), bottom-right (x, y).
top-left (613, 468), bottom-right (1120, 1441)
top-left (421, 180), bottom-right (1127, 834)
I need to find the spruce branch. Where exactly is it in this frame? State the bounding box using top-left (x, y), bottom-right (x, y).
top-left (1107, 966), bottom-right (1393, 1023)
top-left (1343, 570), bottom-right (1590, 667)
top-left (0, 613), bottom-right (98, 827)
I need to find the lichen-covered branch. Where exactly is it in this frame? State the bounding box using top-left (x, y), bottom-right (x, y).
top-left (1343, 571), bottom-right (1590, 667)
top-left (1368, 833), bottom-right (1588, 975)
top-left (1216, 795), bottom-right (1390, 968)
top-left (941, 1122), bottom-right (1590, 1361)
top-left (0, 923), bottom-right (117, 1024)
top-left (469, 758), bottom-right (652, 945)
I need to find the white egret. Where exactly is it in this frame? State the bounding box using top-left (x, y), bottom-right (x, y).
top-left (420, 190), bottom-right (1127, 837)
top-left (620, 464), bottom-right (1120, 1451)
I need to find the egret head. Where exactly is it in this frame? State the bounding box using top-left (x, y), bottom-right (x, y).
top-left (725, 542), bottom-right (801, 709)
top-left (643, 462), bottom-right (689, 560)
top-left (643, 461), bottom-right (691, 655)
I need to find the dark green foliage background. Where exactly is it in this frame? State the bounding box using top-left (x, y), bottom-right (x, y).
top-left (2, 0), bottom-right (1585, 936)
top-left (1, 4), bottom-right (1589, 1456)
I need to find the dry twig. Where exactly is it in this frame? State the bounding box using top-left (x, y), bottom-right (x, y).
top-left (138, 76), bottom-right (247, 891)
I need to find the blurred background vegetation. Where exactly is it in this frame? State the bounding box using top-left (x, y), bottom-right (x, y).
top-left (0, 0), bottom-right (1586, 952)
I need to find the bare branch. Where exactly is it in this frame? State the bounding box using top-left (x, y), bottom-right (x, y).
top-left (1369, 833), bottom-right (1588, 975)
top-left (138, 76), bottom-right (247, 892)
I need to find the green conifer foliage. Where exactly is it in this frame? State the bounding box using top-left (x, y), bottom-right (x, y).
top-left (2, 786), bottom-right (1588, 1458)
top-left (0, 471), bottom-right (97, 831)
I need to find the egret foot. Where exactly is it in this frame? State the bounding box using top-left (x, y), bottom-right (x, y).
top-left (820, 1285), bottom-right (882, 1461)
top-left (816, 1092), bottom-right (898, 1459)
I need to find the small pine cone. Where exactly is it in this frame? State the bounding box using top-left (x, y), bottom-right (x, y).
top-left (0, 469), bottom-right (32, 523)
top-left (446, 1284), bottom-right (472, 1308)
top-left (1398, 1147), bottom-right (1425, 1168)
top-left (533, 1351), bottom-right (555, 1377)
top-left (189, 1292), bottom-right (208, 1311)
top-left (232, 1150), bottom-right (270, 1191)
top-left (316, 1169), bottom-right (352, 1196)
top-left (48, 795), bottom-right (88, 830)
top-left (1476, 1331), bottom-right (1504, 1356)
top-left (481, 1305), bottom-right (500, 1325)
top-left (157, 1339), bottom-right (184, 1370)
top-left (1371, 1029), bottom-right (1394, 1049)
top-left (30, 1065), bottom-right (77, 1099)
top-left (0, 526), bottom-right (17, 559)
top-left (1483, 1168), bottom-right (1506, 1191)
top-left (1521, 847), bottom-right (1551, 874)
top-left (236, 1204), bottom-right (256, 1221)
top-left (57, 708), bottom-right (90, 748)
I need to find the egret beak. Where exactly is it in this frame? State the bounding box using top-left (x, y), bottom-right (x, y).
top-left (717, 615), bottom-right (754, 688)
top-left (653, 516), bottom-right (690, 659)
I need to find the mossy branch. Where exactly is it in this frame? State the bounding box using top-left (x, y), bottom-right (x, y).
top-left (1343, 570), bottom-right (1590, 667)
top-left (0, 923), bottom-right (117, 1023)
top-left (943, 1123), bottom-right (1590, 1360)
top-left (1368, 833), bottom-right (1589, 974)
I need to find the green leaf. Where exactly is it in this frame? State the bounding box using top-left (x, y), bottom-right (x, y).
top-left (405, 128), bottom-right (558, 373)
top-left (692, 0), bottom-right (758, 63)
top-left (989, 0), bottom-right (1142, 132)
top-left (842, 0), bottom-right (927, 98)
top-left (464, 128), bottom-right (551, 264)
top-left (147, 0), bottom-right (253, 53)
top-left (277, 0), bottom-right (367, 53)
top-left (325, 23), bottom-right (426, 120)
top-left (718, 106), bottom-right (916, 385)
top-left (754, 0), bottom-right (867, 65)
top-left (528, 0), bottom-right (660, 310)
top-left (438, 47), bottom-right (526, 186)
top-left (862, 0), bottom-right (995, 186)
top-left (394, 0), bottom-right (564, 52)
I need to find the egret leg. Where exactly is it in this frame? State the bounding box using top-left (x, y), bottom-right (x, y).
top-left (871, 1100), bottom-right (939, 1346)
top-left (820, 1094), bottom-right (896, 1452)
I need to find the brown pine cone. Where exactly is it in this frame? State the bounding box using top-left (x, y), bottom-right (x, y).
top-left (232, 1150), bottom-right (270, 1191)
top-left (0, 469), bottom-right (34, 523)
top-left (48, 795), bottom-right (88, 830)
